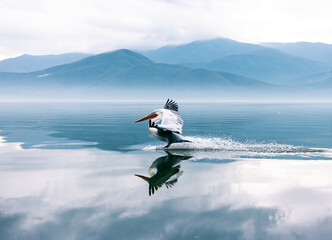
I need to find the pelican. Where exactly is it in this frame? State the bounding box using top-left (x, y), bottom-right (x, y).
top-left (135, 152), bottom-right (192, 196)
top-left (134, 99), bottom-right (190, 148)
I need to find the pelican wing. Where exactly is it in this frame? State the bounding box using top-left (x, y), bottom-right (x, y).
top-left (164, 99), bottom-right (178, 112)
top-left (147, 99), bottom-right (183, 134)
top-left (160, 109), bottom-right (183, 133)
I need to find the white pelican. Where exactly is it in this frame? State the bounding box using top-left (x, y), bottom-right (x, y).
top-left (134, 99), bottom-right (190, 148)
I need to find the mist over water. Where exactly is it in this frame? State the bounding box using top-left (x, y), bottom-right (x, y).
top-left (1, 102), bottom-right (332, 239)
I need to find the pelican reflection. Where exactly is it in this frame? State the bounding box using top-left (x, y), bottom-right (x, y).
top-left (135, 151), bottom-right (192, 196)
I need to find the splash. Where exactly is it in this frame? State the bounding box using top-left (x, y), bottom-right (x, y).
top-left (143, 136), bottom-right (320, 154)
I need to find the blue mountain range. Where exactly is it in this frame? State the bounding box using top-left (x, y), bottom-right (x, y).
top-left (0, 53), bottom-right (91, 73)
top-left (1, 38), bottom-right (332, 100)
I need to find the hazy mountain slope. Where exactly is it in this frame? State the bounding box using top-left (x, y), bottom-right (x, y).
top-left (295, 71), bottom-right (332, 88)
top-left (0, 53), bottom-right (92, 73)
top-left (36, 50), bottom-right (154, 84)
top-left (0, 49), bottom-right (279, 100)
top-left (141, 38), bottom-right (264, 64)
top-left (184, 48), bottom-right (330, 84)
top-left (262, 42), bottom-right (332, 67)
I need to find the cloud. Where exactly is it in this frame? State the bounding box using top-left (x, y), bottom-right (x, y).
top-left (0, 0), bottom-right (332, 60)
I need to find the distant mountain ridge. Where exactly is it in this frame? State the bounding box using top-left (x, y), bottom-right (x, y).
top-left (0, 49), bottom-right (272, 88)
top-left (0, 49), bottom-right (279, 100)
top-left (0, 53), bottom-right (92, 73)
top-left (183, 48), bottom-right (330, 84)
top-left (295, 71), bottom-right (332, 88)
top-left (141, 38), bottom-right (264, 64)
top-left (261, 42), bottom-right (332, 67)
top-left (141, 38), bottom-right (331, 85)
top-left (1, 37), bottom-right (332, 100)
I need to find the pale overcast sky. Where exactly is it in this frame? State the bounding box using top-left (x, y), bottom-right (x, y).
top-left (1, 0), bottom-right (332, 60)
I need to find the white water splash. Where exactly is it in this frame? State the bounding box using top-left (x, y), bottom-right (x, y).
top-left (143, 136), bottom-right (319, 154)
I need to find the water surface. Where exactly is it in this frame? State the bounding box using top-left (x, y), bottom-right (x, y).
top-left (1, 102), bottom-right (332, 239)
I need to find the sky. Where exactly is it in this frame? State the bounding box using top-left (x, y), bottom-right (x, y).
top-left (1, 0), bottom-right (332, 60)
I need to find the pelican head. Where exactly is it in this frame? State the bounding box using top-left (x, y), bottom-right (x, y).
top-left (134, 109), bottom-right (163, 123)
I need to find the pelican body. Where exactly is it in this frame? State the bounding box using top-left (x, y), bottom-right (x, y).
top-left (134, 99), bottom-right (190, 148)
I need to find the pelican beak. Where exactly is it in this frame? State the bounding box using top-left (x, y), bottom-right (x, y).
top-left (134, 112), bottom-right (158, 123)
top-left (134, 174), bottom-right (150, 182)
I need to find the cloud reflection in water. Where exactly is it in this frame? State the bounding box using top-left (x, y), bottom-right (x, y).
top-left (1, 138), bottom-right (332, 239)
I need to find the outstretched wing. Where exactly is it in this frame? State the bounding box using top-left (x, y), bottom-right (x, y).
top-left (160, 110), bottom-right (183, 133)
top-left (164, 99), bottom-right (178, 112)
top-left (160, 100), bottom-right (183, 134)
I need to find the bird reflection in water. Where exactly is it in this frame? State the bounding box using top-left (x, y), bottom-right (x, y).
top-left (135, 151), bottom-right (192, 196)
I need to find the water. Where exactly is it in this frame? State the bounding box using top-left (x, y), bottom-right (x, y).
top-left (1, 102), bottom-right (332, 239)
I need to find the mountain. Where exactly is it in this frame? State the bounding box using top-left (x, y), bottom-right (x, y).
top-left (141, 38), bottom-right (264, 64)
top-left (261, 42), bottom-right (332, 67)
top-left (183, 48), bottom-right (330, 84)
top-left (0, 53), bottom-right (92, 73)
top-left (0, 49), bottom-right (279, 100)
top-left (295, 71), bottom-right (332, 88)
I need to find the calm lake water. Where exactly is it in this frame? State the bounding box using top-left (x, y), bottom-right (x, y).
top-left (1, 102), bottom-right (332, 239)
